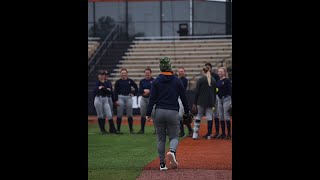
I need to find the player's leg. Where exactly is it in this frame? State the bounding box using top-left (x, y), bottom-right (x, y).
top-left (217, 97), bottom-right (226, 139)
top-left (223, 96), bottom-right (232, 139)
top-left (108, 97), bottom-right (114, 116)
top-left (153, 109), bottom-right (168, 170)
top-left (193, 105), bottom-right (204, 139)
top-left (151, 105), bottom-right (156, 134)
top-left (126, 96), bottom-right (134, 133)
top-left (116, 95), bottom-right (125, 133)
top-left (166, 109), bottom-right (180, 169)
top-left (202, 107), bottom-right (213, 139)
top-left (103, 97), bottom-right (116, 133)
top-left (213, 95), bottom-right (220, 138)
top-left (94, 96), bottom-right (107, 134)
top-left (178, 98), bottom-right (185, 137)
top-left (106, 97), bottom-right (117, 133)
top-left (138, 97), bottom-right (148, 134)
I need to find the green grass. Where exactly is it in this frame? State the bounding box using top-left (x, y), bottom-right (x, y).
top-left (89, 124), bottom-right (180, 180)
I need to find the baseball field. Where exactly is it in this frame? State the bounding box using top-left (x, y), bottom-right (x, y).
top-left (88, 116), bottom-right (232, 180)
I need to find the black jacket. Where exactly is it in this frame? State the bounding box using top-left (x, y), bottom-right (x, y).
top-left (114, 78), bottom-right (138, 101)
top-left (194, 76), bottom-right (217, 108)
top-left (146, 73), bottom-right (189, 116)
top-left (211, 72), bottom-right (220, 82)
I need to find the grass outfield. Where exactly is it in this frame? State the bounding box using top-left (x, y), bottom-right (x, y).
top-left (89, 124), bottom-right (185, 180)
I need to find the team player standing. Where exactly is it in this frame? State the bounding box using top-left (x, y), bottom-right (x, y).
top-left (93, 61), bottom-right (231, 141)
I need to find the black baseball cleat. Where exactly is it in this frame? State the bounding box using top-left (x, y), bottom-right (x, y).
top-left (202, 133), bottom-right (211, 139)
top-left (212, 133), bottom-right (219, 138)
top-left (217, 134), bottom-right (226, 139)
top-left (137, 130), bottom-right (144, 134)
top-left (226, 134), bottom-right (232, 139)
top-left (187, 130), bottom-right (193, 137)
top-left (109, 129), bottom-right (116, 134)
top-left (115, 130), bottom-right (123, 134)
top-left (101, 130), bottom-right (108, 134)
top-left (110, 130), bottom-right (121, 134)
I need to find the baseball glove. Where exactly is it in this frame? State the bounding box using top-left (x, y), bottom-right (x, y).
top-left (182, 112), bottom-right (193, 125)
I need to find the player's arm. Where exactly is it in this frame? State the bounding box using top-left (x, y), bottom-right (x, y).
top-left (93, 81), bottom-right (101, 96)
top-left (131, 79), bottom-right (139, 96)
top-left (114, 80), bottom-right (120, 105)
top-left (183, 78), bottom-right (188, 90)
top-left (146, 80), bottom-right (158, 121)
top-left (194, 78), bottom-right (202, 106)
top-left (192, 78), bottom-right (202, 114)
top-left (138, 80), bottom-right (144, 95)
top-left (177, 79), bottom-right (190, 113)
top-left (109, 81), bottom-right (115, 103)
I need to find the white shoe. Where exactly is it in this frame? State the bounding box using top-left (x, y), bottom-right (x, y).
top-left (192, 132), bottom-right (199, 140)
top-left (167, 152), bottom-right (178, 169)
top-left (160, 164), bottom-right (168, 171)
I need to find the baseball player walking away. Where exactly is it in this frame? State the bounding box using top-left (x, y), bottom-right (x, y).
top-left (146, 57), bottom-right (191, 171)
top-left (114, 68), bottom-right (138, 134)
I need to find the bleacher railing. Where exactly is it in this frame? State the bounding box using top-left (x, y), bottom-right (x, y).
top-left (88, 24), bottom-right (121, 76)
top-left (135, 35), bottom-right (232, 41)
top-left (88, 37), bottom-right (101, 41)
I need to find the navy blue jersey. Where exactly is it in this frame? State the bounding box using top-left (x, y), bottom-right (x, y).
top-left (179, 77), bottom-right (188, 90)
top-left (94, 80), bottom-right (113, 97)
top-left (217, 78), bottom-right (232, 98)
top-left (139, 77), bottom-right (154, 98)
top-left (114, 78), bottom-right (138, 101)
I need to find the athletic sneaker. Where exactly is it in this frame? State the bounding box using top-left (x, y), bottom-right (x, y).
top-left (192, 132), bottom-right (199, 140)
top-left (167, 151), bottom-right (178, 169)
top-left (202, 133), bottom-right (211, 139)
top-left (160, 163), bottom-right (168, 171)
